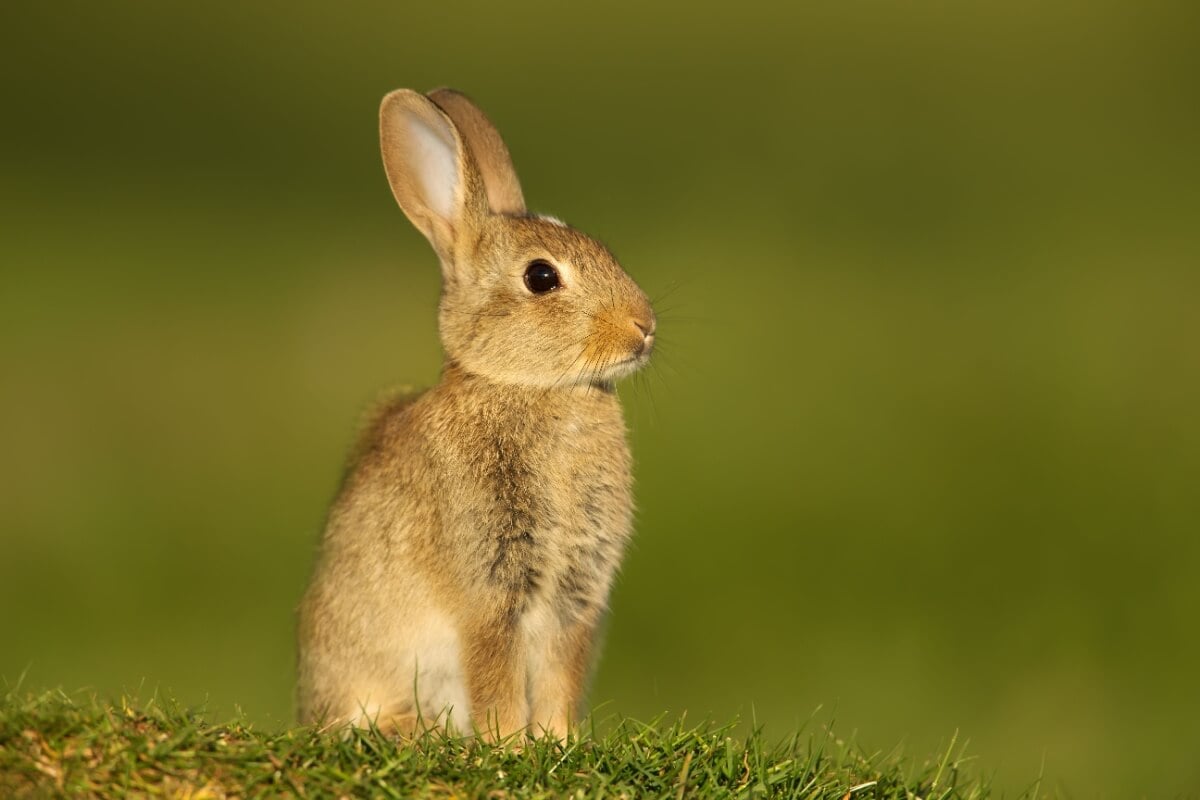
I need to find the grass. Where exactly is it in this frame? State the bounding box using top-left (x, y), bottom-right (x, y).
top-left (0, 690), bottom-right (1016, 799)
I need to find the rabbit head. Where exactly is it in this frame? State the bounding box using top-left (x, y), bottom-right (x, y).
top-left (380, 88), bottom-right (655, 388)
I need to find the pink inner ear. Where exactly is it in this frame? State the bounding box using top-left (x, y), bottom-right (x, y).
top-left (407, 112), bottom-right (459, 222)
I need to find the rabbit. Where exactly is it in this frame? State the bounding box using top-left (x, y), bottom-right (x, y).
top-left (296, 87), bottom-right (656, 741)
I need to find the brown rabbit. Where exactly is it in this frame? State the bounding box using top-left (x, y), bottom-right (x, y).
top-left (296, 88), bottom-right (656, 740)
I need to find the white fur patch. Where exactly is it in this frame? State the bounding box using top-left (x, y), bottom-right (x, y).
top-left (408, 113), bottom-right (459, 220)
top-left (537, 214), bottom-right (567, 227)
top-left (405, 603), bottom-right (472, 731)
top-left (350, 699), bottom-right (384, 728)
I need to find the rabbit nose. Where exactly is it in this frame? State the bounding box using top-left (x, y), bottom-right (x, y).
top-left (633, 318), bottom-right (656, 338)
top-left (633, 317), bottom-right (656, 354)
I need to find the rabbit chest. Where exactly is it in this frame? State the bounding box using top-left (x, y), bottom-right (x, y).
top-left (433, 383), bottom-right (634, 624)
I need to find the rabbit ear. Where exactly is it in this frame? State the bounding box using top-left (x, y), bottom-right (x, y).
top-left (428, 88), bottom-right (526, 215)
top-left (379, 89), bottom-right (488, 261)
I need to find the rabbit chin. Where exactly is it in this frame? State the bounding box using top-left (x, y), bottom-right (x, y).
top-left (593, 352), bottom-right (650, 383)
top-left (532, 354), bottom-right (646, 389)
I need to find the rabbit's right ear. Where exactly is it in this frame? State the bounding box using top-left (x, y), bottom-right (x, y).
top-left (379, 89), bottom-right (487, 262)
top-left (428, 89), bottom-right (525, 215)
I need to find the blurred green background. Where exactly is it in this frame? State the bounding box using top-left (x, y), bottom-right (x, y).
top-left (3, 1), bottom-right (1198, 795)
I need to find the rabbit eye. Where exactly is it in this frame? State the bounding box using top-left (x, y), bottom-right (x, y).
top-left (524, 260), bottom-right (561, 294)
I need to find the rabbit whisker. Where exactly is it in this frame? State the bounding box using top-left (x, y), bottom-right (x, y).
top-left (640, 370), bottom-right (661, 427)
top-left (650, 282), bottom-right (683, 305)
top-left (553, 339), bottom-right (594, 389)
top-left (549, 331), bottom-right (596, 360)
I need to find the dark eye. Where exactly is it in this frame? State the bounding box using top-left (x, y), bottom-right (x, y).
top-left (524, 260), bottom-right (561, 294)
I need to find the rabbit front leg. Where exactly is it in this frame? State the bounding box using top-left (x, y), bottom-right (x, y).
top-left (460, 602), bottom-right (530, 741)
top-left (527, 615), bottom-right (597, 738)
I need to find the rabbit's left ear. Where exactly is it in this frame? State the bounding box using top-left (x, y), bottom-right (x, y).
top-left (428, 88), bottom-right (526, 215)
top-left (379, 89), bottom-right (488, 264)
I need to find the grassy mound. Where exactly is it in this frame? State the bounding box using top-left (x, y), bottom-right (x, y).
top-left (1, 690), bottom-right (1006, 798)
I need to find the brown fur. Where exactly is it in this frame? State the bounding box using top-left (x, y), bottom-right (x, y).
top-left (296, 88), bottom-right (655, 740)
